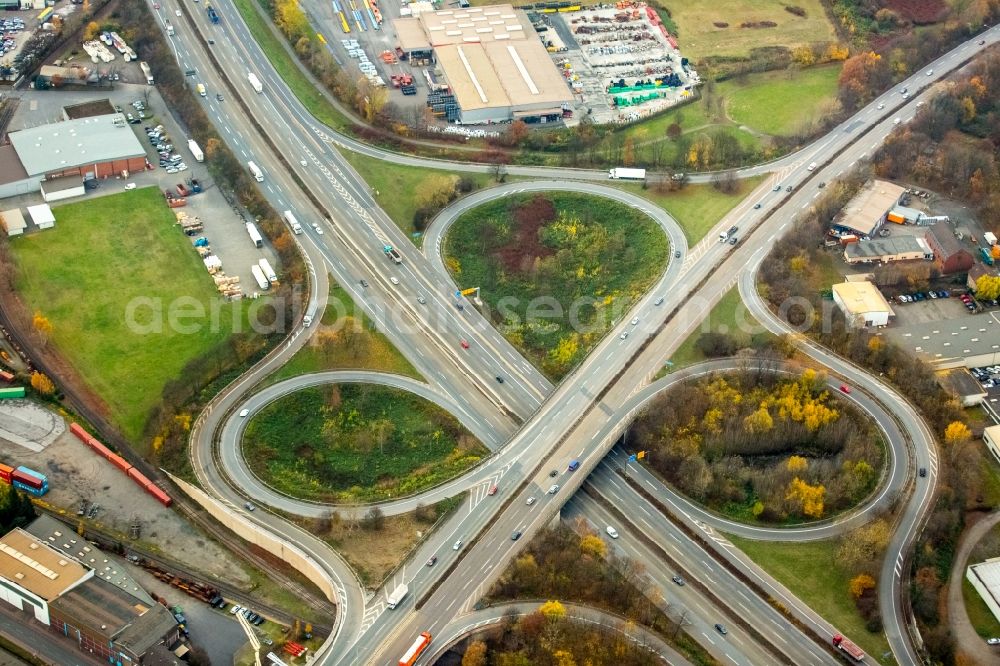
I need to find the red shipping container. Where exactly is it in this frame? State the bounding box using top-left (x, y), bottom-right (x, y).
top-left (107, 453), bottom-right (132, 473)
top-left (128, 467), bottom-right (152, 487)
top-left (11, 470), bottom-right (42, 489)
top-left (0, 463), bottom-right (12, 483)
top-left (69, 422), bottom-right (90, 442)
top-left (146, 484), bottom-right (173, 507)
top-left (0, 370), bottom-right (14, 383)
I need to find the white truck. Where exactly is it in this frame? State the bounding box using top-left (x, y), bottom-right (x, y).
top-left (246, 222), bottom-right (263, 248)
top-left (166, 22), bottom-right (174, 36)
top-left (303, 303), bottom-right (317, 327)
top-left (386, 583), bottom-right (408, 609)
top-left (250, 264), bottom-right (270, 290)
top-left (283, 210), bottom-right (303, 235)
top-left (258, 258), bottom-right (277, 283)
top-left (608, 167), bottom-right (646, 180)
top-left (187, 139), bottom-right (204, 163)
top-left (248, 71), bottom-right (263, 94)
top-left (139, 61), bottom-right (154, 85)
top-left (248, 161), bottom-right (263, 182)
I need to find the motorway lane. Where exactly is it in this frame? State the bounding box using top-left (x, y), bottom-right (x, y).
top-left (166, 0), bottom-right (553, 424)
top-left (567, 492), bottom-right (808, 666)
top-left (425, 601), bottom-right (692, 665)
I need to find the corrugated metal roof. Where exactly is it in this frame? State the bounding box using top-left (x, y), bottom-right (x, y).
top-left (9, 114), bottom-right (145, 177)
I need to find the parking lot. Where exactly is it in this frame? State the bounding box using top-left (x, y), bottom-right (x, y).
top-left (6, 86), bottom-right (280, 294)
top-left (890, 291), bottom-right (975, 326)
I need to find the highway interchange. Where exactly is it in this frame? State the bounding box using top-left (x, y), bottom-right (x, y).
top-left (151, 2), bottom-right (1000, 663)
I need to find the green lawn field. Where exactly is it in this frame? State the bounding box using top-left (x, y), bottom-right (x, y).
top-left (669, 0), bottom-right (838, 61)
top-left (10, 187), bottom-right (252, 443)
top-left (720, 65), bottom-right (842, 136)
top-left (666, 286), bottom-right (770, 370)
top-left (727, 535), bottom-right (892, 660)
top-left (242, 384), bottom-right (487, 502)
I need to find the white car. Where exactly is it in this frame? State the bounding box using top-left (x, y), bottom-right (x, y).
top-left (606, 526), bottom-right (619, 539)
top-left (877, 103), bottom-right (885, 110)
top-left (453, 539), bottom-right (463, 551)
top-left (547, 484), bottom-right (560, 494)
top-left (313, 223), bottom-right (324, 235)
top-left (526, 497), bottom-right (535, 505)
top-left (176, 164), bottom-right (188, 171)
top-left (926, 69), bottom-right (933, 76)
top-left (630, 317), bottom-right (639, 325)
top-left (619, 331), bottom-right (628, 340)
top-left (239, 409), bottom-right (250, 417)
top-left (175, 8), bottom-right (181, 15)
top-left (230, 605), bottom-right (242, 615)
top-left (893, 118), bottom-right (901, 125)
top-left (390, 277), bottom-right (399, 285)
top-left (124, 183), bottom-right (137, 190)
top-left (166, 167), bottom-right (179, 174)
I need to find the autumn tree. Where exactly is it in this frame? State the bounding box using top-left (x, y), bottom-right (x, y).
top-left (462, 640), bottom-right (487, 666)
top-left (538, 600), bottom-right (566, 620)
top-left (785, 477), bottom-right (825, 518)
top-left (943, 421), bottom-right (972, 445)
top-left (976, 274), bottom-right (1000, 301)
top-left (83, 21), bottom-right (100, 41)
top-left (837, 519), bottom-right (890, 574)
top-left (849, 573), bottom-right (876, 599)
top-left (30, 372), bottom-right (55, 396)
top-left (32, 311), bottom-right (52, 342)
top-left (580, 534), bottom-right (606, 559)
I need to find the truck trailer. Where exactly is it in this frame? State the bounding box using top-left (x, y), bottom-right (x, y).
top-left (832, 634), bottom-right (865, 662)
top-left (246, 222), bottom-right (263, 248)
top-left (258, 258), bottom-right (278, 283)
top-left (250, 264), bottom-right (270, 290)
top-left (248, 71), bottom-right (263, 93)
top-left (187, 139), bottom-right (204, 163)
top-left (139, 61), bottom-right (154, 85)
top-left (248, 161), bottom-right (263, 182)
top-left (399, 632), bottom-right (431, 666)
top-left (283, 210), bottom-right (303, 235)
top-left (386, 583), bottom-right (408, 609)
top-left (608, 167), bottom-right (646, 180)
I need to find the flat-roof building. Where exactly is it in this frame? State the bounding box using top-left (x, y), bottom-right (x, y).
top-left (392, 5), bottom-right (573, 124)
top-left (831, 281), bottom-right (894, 328)
top-left (0, 517), bottom-right (179, 665)
top-left (889, 311), bottom-right (1000, 369)
top-left (939, 369), bottom-right (987, 407)
top-left (984, 424), bottom-right (1000, 465)
top-left (833, 180), bottom-right (906, 239)
top-left (0, 114), bottom-right (147, 200)
top-left (968, 557), bottom-right (1000, 624)
top-left (844, 235), bottom-right (933, 265)
top-left (0, 209), bottom-right (27, 237)
top-left (925, 224), bottom-right (975, 275)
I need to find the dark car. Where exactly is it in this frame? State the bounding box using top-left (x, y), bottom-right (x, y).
top-left (715, 624), bottom-right (727, 635)
top-left (511, 530), bottom-right (522, 541)
top-left (818, 182), bottom-right (826, 188)
top-left (426, 555), bottom-right (437, 567)
top-left (216, 93), bottom-right (224, 101)
top-left (549, 469), bottom-right (558, 477)
top-left (919, 467), bottom-right (927, 477)
top-left (496, 376), bottom-right (504, 383)
top-left (674, 250), bottom-right (681, 258)
top-left (672, 575), bottom-right (685, 586)
top-left (360, 279), bottom-right (369, 288)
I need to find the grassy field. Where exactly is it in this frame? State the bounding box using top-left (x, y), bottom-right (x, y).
top-left (668, 0), bottom-right (838, 61)
top-left (266, 278), bottom-right (420, 383)
top-left (613, 176), bottom-right (763, 244)
top-left (727, 535), bottom-right (892, 660)
top-left (340, 152), bottom-right (494, 239)
top-left (720, 65), bottom-right (841, 136)
top-left (11, 187), bottom-right (251, 443)
top-left (243, 384), bottom-right (486, 502)
top-left (444, 192), bottom-right (668, 379)
top-left (666, 286), bottom-right (770, 370)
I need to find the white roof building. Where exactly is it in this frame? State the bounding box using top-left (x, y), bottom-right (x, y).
top-left (831, 281), bottom-right (894, 328)
top-left (968, 557), bottom-right (1000, 624)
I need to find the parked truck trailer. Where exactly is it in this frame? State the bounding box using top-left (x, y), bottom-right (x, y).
top-left (258, 258), bottom-right (277, 283)
top-left (187, 139), bottom-right (204, 163)
top-left (250, 264), bottom-right (269, 290)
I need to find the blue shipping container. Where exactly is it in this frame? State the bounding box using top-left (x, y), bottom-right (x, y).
top-left (12, 480), bottom-right (47, 497)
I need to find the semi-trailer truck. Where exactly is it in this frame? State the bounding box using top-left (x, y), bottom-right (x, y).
top-left (248, 161), bottom-right (263, 182)
top-left (303, 303), bottom-right (317, 327)
top-left (246, 222), bottom-right (263, 248)
top-left (384, 245), bottom-right (403, 264)
top-left (608, 167), bottom-right (646, 180)
top-left (187, 139), bottom-right (204, 163)
top-left (139, 61), bottom-right (154, 85)
top-left (283, 210), bottom-right (303, 235)
top-left (258, 258), bottom-right (277, 283)
top-left (832, 634), bottom-right (865, 662)
top-left (248, 72), bottom-right (263, 93)
top-left (250, 265), bottom-right (269, 290)
top-left (386, 583), bottom-right (408, 609)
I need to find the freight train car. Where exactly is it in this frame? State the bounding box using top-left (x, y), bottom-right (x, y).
top-left (68, 423), bottom-right (172, 507)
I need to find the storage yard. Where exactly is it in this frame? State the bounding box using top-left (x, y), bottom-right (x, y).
top-left (309, 0), bottom-right (696, 127)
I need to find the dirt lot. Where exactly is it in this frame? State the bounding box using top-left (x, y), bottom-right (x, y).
top-left (0, 400), bottom-right (249, 588)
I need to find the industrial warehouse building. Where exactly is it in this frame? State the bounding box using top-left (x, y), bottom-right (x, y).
top-left (925, 224), bottom-right (975, 275)
top-left (831, 280), bottom-right (894, 328)
top-left (393, 5), bottom-right (573, 124)
top-left (0, 114), bottom-right (147, 200)
top-left (833, 180), bottom-right (906, 239)
top-left (985, 425), bottom-right (1000, 465)
top-left (0, 516), bottom-right (179, 664)
top-left (891, 312), bottom-right (1000, 369)
top-left (968, 556), bottom-right (1000, 624)
top-left (843, 235), bottom-right (934, 265)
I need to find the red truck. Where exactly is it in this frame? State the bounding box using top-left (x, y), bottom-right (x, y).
top-left (832, 634), bottom-right (865, 662)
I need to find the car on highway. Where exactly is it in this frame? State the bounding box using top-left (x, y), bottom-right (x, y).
top-left (239, 409), bottom-right (250, 417)
top-left (549, 470), bottom-right (558, 477)
top-left (606, 526), bottom-right (619, 539)
top-left (980, 40), bottom-right (987, 45)
top-left (902, 92), bottom-right (910, 99)
top-left (300, 159), bottom-right (308, 167)
top-left (753, 203), bottom-right (761, 209)
top-left (631, 316), bottom-right (639, 325)
top-left (312, 223), bottom-right (324, 235)
top-left (455, 302), bottom-right (464, 311)
top-left (389, 277), bottom-right (399, 285)
top-left (919, 467), bottom-right (927, 478)
top-left (488, 485), bottom-right (498, 496)
top-left (453, 539), bottom-right (463, 550)
top-left (511, 530), bottom-right (522, 541)
top-left (728, 237), bottom-right (738, 245)
top-left (715, 624), bottom-right (727, 635)
top-left (840, 384), bottom-right (851, 394)
top-left (359, 279), bottom-right (369, 288)
top-left (568, 460), bottom-right (580, 471)
top-left (547, 484), bottom-right (560, 494)
top-left (417, 295), bottom-right (426, 304)
top-left (526, 497), bottom-right (536, 505)
top-left (773, 184), bottom-right (781, 191)
top-left (926, 69), bottom-right (934, 75)
top-left (496, 376), bottom-right (504, 383)
top-left (426, 556), bottom-right (437, 567)
top-left (877, 103), bottom-right (885, 110)
top-left (175, 8), bottom-right (181, 15)
top-left (893, 117), bottom-right (902, 125)
top-left (216, 93), bottom-right (224, 101)
top-left (654, 296), bottom-right (664, 305)
top-left (619, 331), bottom-right (628, 340)
top-left (672, 575), bottom-right (685, 586)
top-left (460, 340), bottom-right (470, 349)
top-left (673, 250), bottom-right (681, 259)
top-left (786, 185), bottom-right (792, 192)
top-left (818, 182), bottom-right (826, 188)
top-left (244, 502), bottom-right (255, 511)
top-left (900, 86), bottom-right (908, 94)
